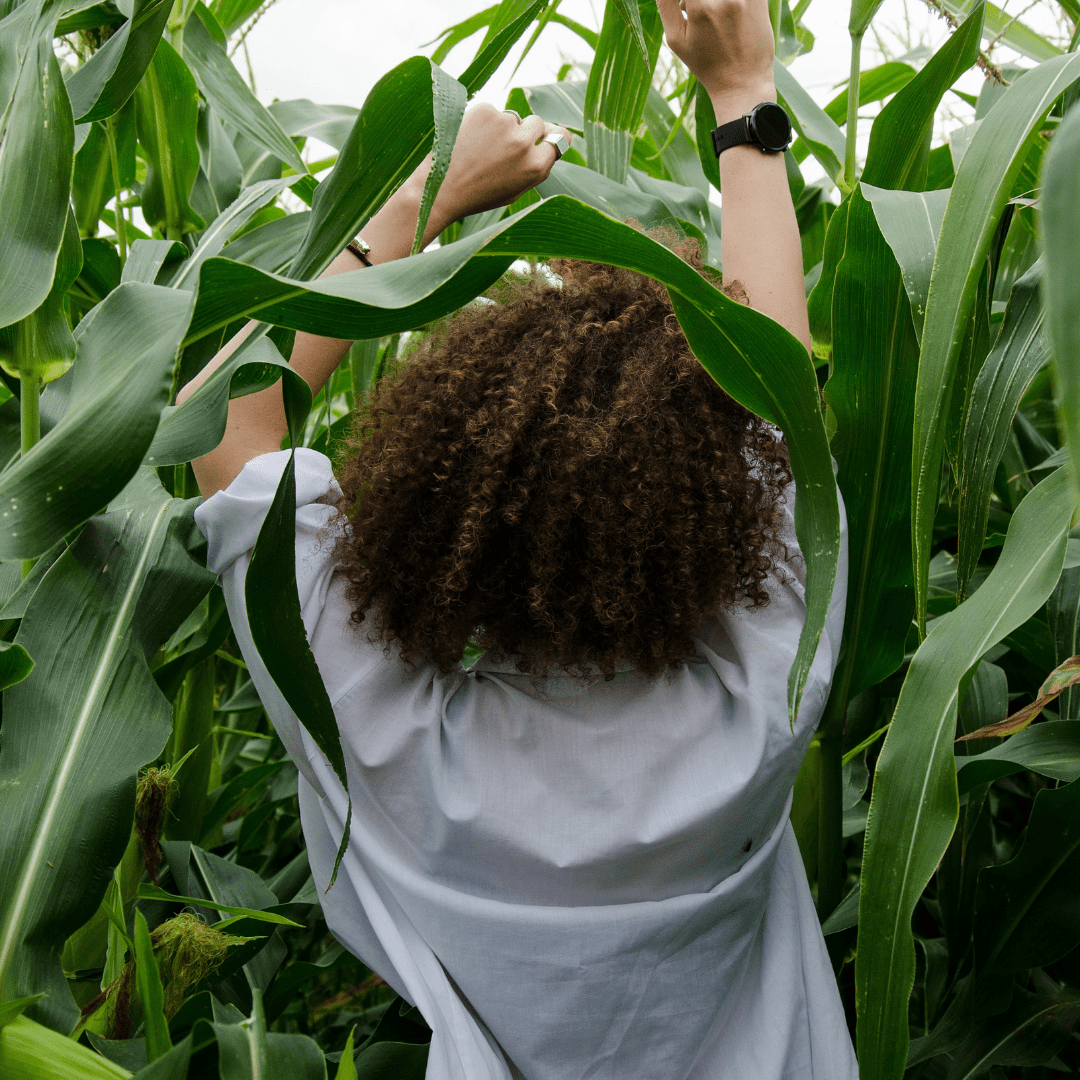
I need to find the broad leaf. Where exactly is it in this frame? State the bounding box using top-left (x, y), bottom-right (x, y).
top-left (0, 283), bottom-right (189, 560)
top-left (133, 38), bottom-right (205, 238)
top-left (0, 0), bottom-right (75, 331)
top-left (134, 910), bottom-right (172, 1062)
top-left (0, 470), bottom-right (214, 1030)
top-left (773, 59), bottom-right (845, 187)
top-left (975, 777), bottom-right (1080, 976)
top-left (584, 0), bottom-right (662, 182)
top-left (957, 259), bottom-right (1048, 596)
top-left (0, 208), bottom-right (84, 384)
top-left (856, 464), bottom-right (1075, 1080)
top-left (184, 7), bottom-right (307, 176)
top-left (824, 189), bottom-right (919, 702)
top-left (912, 51), bottom-right (1080, 632)
top-left (862, 183), bottom-right (948, 341)
top-left (956, 721), bottom-right (1080, 794)
top-left (65, 0), bottom-right (171, 122)
top-left (1042, 93), bottom-right (1080, 508)
top-left (861, 5), bottom-right (983, 192)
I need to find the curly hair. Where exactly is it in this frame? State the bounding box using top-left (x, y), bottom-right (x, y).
top-left (330, 231), bottom-right (793, 678)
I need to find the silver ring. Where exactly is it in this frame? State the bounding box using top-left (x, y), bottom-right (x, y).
top-left (503, 109), bottom-right (522, 124)
top-left (543, 132), bottom-right (569, 161)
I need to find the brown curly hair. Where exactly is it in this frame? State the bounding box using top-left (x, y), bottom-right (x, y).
top-left (330, 231), bottom-right (792, 678)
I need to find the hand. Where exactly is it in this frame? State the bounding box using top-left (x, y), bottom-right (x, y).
top-left (655, 0), bottom-right (775, 111)
top-left (404, 104), bottom-right (573, 232)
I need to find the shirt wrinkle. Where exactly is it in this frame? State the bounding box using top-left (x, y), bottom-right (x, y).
top-left (193, 447), bottom-right (858, 1080)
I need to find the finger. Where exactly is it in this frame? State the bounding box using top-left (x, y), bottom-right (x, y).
top-left (535, 123), bottom-right (573, 174)
top-left (655, 0), bottom-right (687, 42)
top-left (519, 113), bottom-right (548, 143)
top-left (541, 121), bottom-right (573, 150)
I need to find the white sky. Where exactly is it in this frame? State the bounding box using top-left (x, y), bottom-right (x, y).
top-left (237, 0), bottom-right (1063, 184)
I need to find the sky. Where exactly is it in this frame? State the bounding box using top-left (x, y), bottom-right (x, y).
top-left (234, 0), bottom-right (1063, 184)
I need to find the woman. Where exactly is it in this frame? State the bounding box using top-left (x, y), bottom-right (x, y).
top-left (184, 0), bottom-right (855, 1075)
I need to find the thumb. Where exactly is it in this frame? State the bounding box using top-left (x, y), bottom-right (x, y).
top-left (655, 0), bottom-right (687, 47)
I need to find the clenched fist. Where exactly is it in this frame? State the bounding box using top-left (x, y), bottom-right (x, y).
top-left (655, 0), bottom-right (776, 108)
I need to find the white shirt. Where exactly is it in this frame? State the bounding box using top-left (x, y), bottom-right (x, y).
top-left (195, 447), bottom-right (856, 1080)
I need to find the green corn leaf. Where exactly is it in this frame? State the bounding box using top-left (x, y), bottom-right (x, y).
top-left (823, 62), bottom-right (916, 125)
top-left (169, 177), bottom-right (295, 289)
top-left (773, 59), bottom-right (845, 187)
top-left (336, 1027), bottom-right (358, 1080)
top-left (0, 283), bottom-right (189, 561)
top-left (0, 1015), bottom-right (132, 1079)
top-left (517, 78), bottom-right (585, 130)
top-left (136, 884), bottom-right (304, 928)
top-left (0, 1), bottom-right (76, 331)
top-left (912, 51), bottom-right (1080, 634)
top-left (0, 468), bottom-right (214, 1031)
top-left (458, 0), bottom-right (548, 96)
top-left (974, 777), bottom-right (1080, 977)
top-left (134, 910), bottom-right (172, 1063)
top-left (123, 238), bottom-right (190, 285)
top-left (0, 994), bottom-right (46, 1031)
top-left (957, 259), bottom-right (1048, 597)
top-left (211, 991), bottom-right (326, 1080)
top-left (956, 721), bottom-right (1080, 794)
top-left (612, 0), bottom-right (649, 62)
top-left (287, 57), bottom-right (440, 282)
top-left (861, 5), bottom-right (983, 192)
top-left (289, 0), bottom-right (547, 282)
top-left (1048, 568), bottom-right (1080, 721)
top-left (130, 1036), bottom-right (193, 1079)
top-left (944, 985), bottom-right (1080, 1080)
top-left (938, 0), bottom-right (1061, 62)
top-left (0, 208), bottom-right (84, 385)
top-left (855, 464), bottom-right (1075, 1080)
top-left (584, 0), bottom-right (662, 182)
top-left (862, 184), bottom-right (948, 341)
top-left (412, 66), bottom-right (467, 255)
top-left (209, 0), bottom-right (263, 35)
top-left (0, 641), bottom-right (32, 693)
top-left (184, 7), bottom-right (307, 176)
top-left (849, 0), bottom-right (888, 35)
top-left (65, 0), bottom-right (172, 122)
top-left (642, 84), bottom-right (709, 195)
top-left (263, 944), bottom-right (359, 1025)
top-left (269, 98), bottom-right (359, 151)
top-left (693, 82), bottom-right (722, 193)
top-left (806, 196), bottom-right (849, 360)
top-left (134, 38), bottom-right (206, 239)
top-left (246, 456), bottom-right (357, 888)
top-left (823, 188), bottom-right (919, 706)
top-left (146, 333), bottom-right (304, 466)
top-left (427, 5), bottom-right (498, 65)
top-left (1043, 96), bottom-right (1080, 510)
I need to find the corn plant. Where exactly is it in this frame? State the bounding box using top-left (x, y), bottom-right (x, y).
top-left (0, 0), bottom-right (1079, 1076)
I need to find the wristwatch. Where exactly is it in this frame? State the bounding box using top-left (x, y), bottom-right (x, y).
top-left (711, 102), bottom-right (793, 157)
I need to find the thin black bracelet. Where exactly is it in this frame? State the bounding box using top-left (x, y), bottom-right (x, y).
top-left (346, 239), bottom-right (373, 267)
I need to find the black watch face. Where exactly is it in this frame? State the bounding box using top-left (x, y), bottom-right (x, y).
top-left (750, 102), bottom-right (792, 152)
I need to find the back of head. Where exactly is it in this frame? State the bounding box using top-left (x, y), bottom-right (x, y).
top-left (331, 231), bottom-right (792, 678)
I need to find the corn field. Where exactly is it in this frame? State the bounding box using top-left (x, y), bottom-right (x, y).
top-left (0, 0), bottom-right (1079, 1076)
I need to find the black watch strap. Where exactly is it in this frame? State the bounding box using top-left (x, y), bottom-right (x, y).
top-left (711, 116), bottom-right (753, 157)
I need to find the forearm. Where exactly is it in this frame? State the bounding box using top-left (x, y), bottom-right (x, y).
top-left (183, 177), bottom-right (442, 498)
top-left (711, 87), bottom-right (811, 354)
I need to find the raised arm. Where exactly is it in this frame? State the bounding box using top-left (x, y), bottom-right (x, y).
top-left (181, 106), bottom-right (572, 499)
top-left (656, 0), bottom-right (810, 353)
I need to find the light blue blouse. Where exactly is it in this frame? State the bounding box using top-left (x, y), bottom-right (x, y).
top-left (195, 447), bottom-right (856, 1080)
